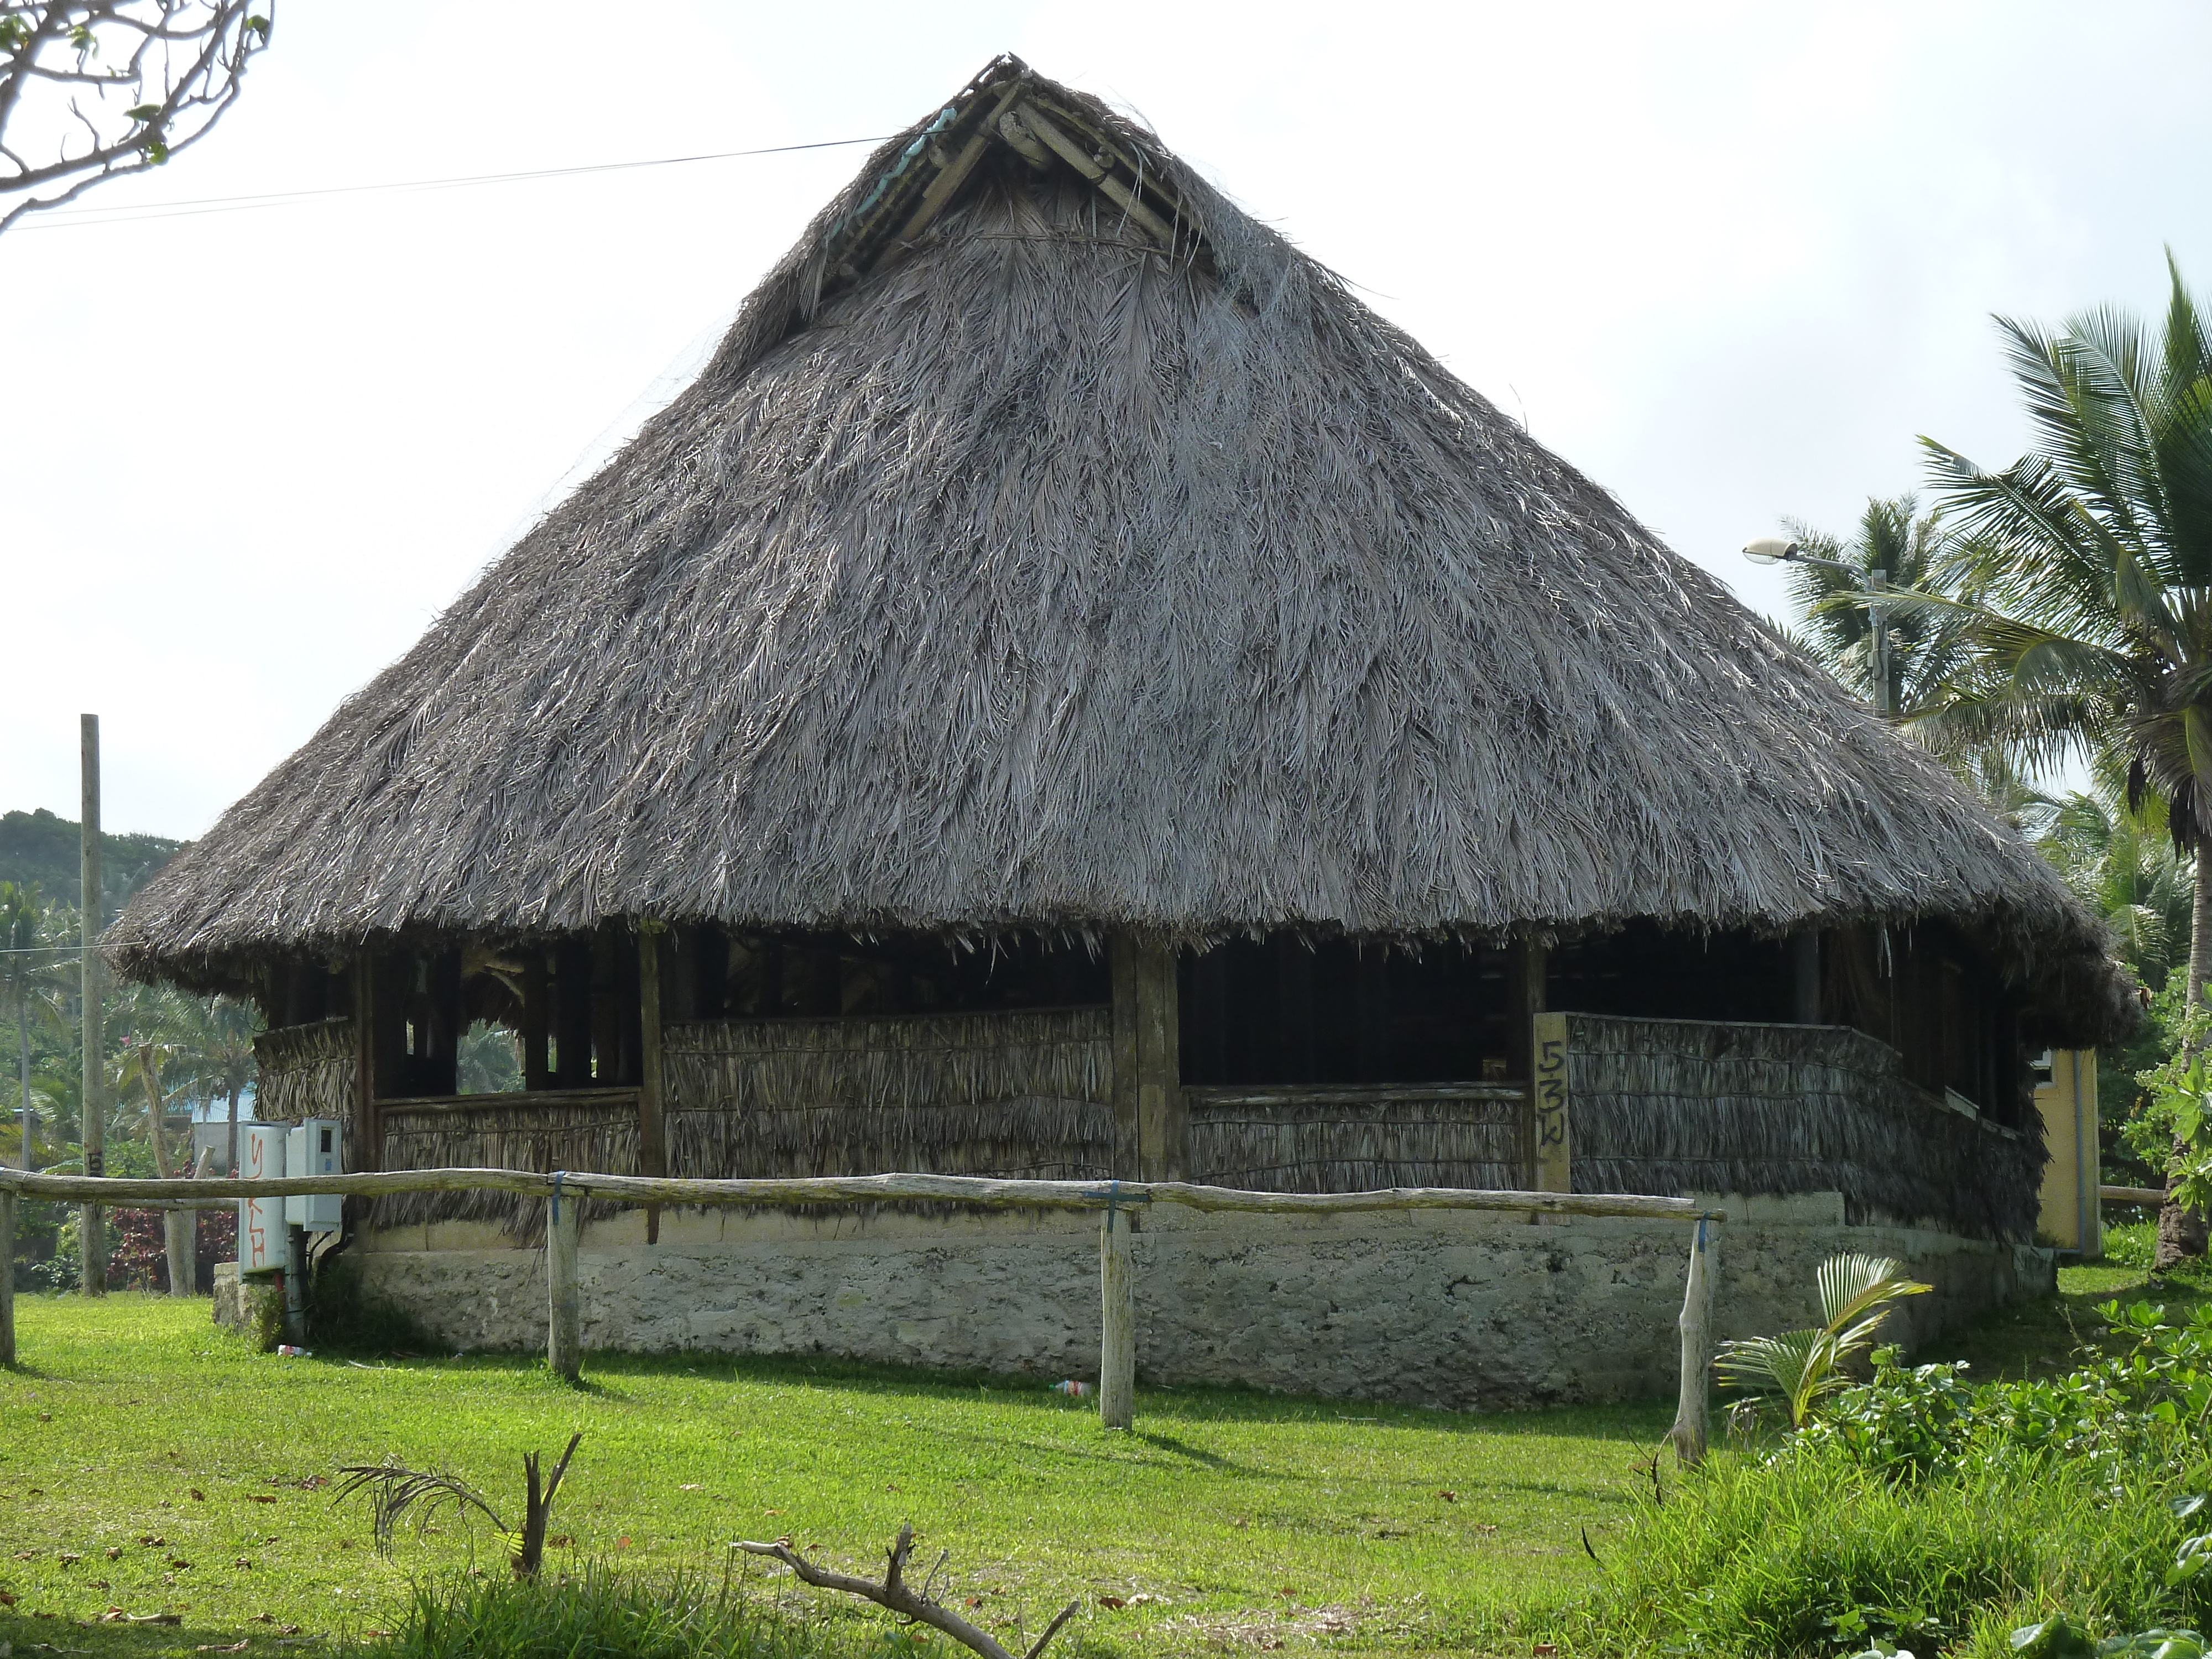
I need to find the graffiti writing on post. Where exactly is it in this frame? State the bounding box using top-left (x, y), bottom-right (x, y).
top-left (1531, 1011), bottom-right (1571, 1192)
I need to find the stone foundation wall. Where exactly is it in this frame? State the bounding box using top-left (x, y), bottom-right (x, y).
top-left (346, 1193), bottom-right (2052, 1411)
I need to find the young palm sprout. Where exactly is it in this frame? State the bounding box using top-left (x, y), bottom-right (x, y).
top-left (1714, 1254), bottom-right (1931, 1430)
top-left (334, 1432), bottom-right (581, 1577)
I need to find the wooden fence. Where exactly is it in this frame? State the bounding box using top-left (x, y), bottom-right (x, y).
top-left (0, 1169), bottom-right (1724, 1460)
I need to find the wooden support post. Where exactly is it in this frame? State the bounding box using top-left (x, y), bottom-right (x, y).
top-left (1507, 936), bottom-right (1546, 1084)
top-left (283, 1224), bottom-right (308, 1346)
top-left (1109, 935), bottom-right (1140, 1177)
top-left (637, 931), bottom-right (667, 1246)
top-left (0, 1186), bottom-right (15, 1366)
top-left (1098, 1201), bottom-right (1135, 1430)
top-left (547, 1177), bottom-right (581, 1381)
top-left (353, 950), bottom-right (383, 1173)
top-left (523, 950), bottom-right (551, 1092)
top-left (1530, 1010), bottom-right (1571, 1194)
top-left (1792, 931), bottom-right (1822, 1025)
top-left (1668, 1217), bottom-right (1717, 1466)
top-left (1130, 939), bottom-right (1183, 1182)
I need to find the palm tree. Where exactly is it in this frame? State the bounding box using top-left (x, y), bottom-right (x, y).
top-left (0, 881), bottom-right (72, 1171)
top-left (2036, 769), bottom-right (2195, 994)
top-left (1781, 496), bottom-right (2048, 830)
top-left (158, 992), bottom-right (260, 1174)
top-left (1919, 256), bottom-right (2212, 1266)
top-left (1784, 495), bottom-right (1986, 720)
top-left (1919, 255), bottom-right (2212, 1005)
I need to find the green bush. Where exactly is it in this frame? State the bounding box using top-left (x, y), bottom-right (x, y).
top-left (1564, 1301), bottom-right (2212, 1656)
top-left (2110, 1221), bottom-right (2161, 1270)
top-left (364, 1563), bottom-right (959, 1659)
top-left (1582, 1438), bottom-right (2201, 1655)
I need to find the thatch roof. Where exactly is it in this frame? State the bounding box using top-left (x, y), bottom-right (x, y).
top-left (118, 56), bottom-right (2133, 1042)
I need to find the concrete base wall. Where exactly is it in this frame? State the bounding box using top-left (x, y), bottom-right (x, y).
top-left (347, 1194), bottom-right (2053, 1411)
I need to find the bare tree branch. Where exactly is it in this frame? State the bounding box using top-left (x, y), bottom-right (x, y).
top-left (735, 1523), bottom-right (1081, 1659)
top-left (0, 1), bottom-right (273, 234)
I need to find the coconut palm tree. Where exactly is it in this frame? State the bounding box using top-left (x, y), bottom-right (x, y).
top-left (0, 881), bottom-right (72, 1170)
top-left (1784, 495), bottom-right (1985, 721)
top-left (1919, 255), bottom-right (2212, 1005)
top-left (2037, 773), bottom-right (2195, 994)
top-left (159, 992), bottom-right (259, 1174)
top-left (1918, 256), bottom-right (2212, 1266)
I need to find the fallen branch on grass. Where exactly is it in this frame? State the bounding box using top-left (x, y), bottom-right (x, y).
top-left (734, 1522), bottom-right (1079, 1659)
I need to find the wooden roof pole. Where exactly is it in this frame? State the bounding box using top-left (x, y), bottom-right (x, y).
top-left (1009, 103), bottom-right (1178, 247)
top-left (873, 75), bottom-right (1032, 271)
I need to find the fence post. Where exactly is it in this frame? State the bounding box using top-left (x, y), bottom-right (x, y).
top-left (1099, 1201), bottom-right (1135, 1430)
top-left (1669, 1217), bottom-right (1717, 1466)
top-left (1, 1186), bottom-right (15, 1366)
top-left (548, 1175), bottom-right (581, 1381)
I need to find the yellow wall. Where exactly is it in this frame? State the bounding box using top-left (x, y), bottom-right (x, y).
top-left (2035, 1049), bottom-right (2100, 1254)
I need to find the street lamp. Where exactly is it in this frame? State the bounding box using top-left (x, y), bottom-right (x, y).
top-left (1743, 537), bottom-right (1893, 718)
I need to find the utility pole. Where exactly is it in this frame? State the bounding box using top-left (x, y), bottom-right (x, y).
top-left (80, 714), bottom-right (106, 1296)
top-left (1867, 568), bottom-right (1892, 719)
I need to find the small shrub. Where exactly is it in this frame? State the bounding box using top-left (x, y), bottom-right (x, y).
top-left (1714, 1254), bottom-right (1931, 1429)
top-left (1566, 1301), bottom-right (2212, 1655)
top-left (2109, 1220), bottom-right (2161, 1270)
top-left (366, 1563), bottom-right (925, 1659)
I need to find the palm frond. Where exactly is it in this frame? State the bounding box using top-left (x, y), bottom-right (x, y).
top-left (1713, 1328), bottom-right (1846, 1429)
top-left (1816, 1251), bottom-right (1932, 1336)
top-left (332, 1458), bottom-right (511, 1558)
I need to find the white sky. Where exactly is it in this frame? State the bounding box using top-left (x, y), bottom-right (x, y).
top-left (6, 0), bottom-right (2209, 841)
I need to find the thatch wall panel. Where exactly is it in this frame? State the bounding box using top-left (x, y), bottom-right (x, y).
top-left (373, 1096), bottom-right (641, 1239)
top-left (371, 1008), bottom-right (1115, 1239)
top-left (1188, 1086), bottom-right (1526, 1193)
top-left (1565, 1014), bottom-right (2044, 1240)
top-left (252, 1018), bottom-right (354, 1123)
top-left (664, 1007), bottom-right (1114, 1180)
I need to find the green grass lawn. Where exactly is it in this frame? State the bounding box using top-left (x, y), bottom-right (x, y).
top-left (1917, 1251), bottom-right (2212, 1381)
top-left (0, 1295), bottom-right (1675, 1658)
top-left (5, 1253), bottom-right (2190, 1659)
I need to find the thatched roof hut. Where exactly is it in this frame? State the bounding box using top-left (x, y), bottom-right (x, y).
top-left (120, 55), bottom-right (2124, 1039)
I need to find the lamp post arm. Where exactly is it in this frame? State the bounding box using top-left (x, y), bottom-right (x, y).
top-left (1776, 549), bottom-right (1893, 718)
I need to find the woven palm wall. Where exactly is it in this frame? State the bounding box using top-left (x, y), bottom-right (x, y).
top-left (1565, 1013), bottom-right (2044, 1240)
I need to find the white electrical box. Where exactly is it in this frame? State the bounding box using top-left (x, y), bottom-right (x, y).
top-left (285, 1118), bottom-right (344, 1233)
top-left (239, 1120), bottom-right (289, 1273)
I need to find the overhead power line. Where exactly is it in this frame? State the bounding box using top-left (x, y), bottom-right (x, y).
top-left (18, 134), bottom-right (895, 229)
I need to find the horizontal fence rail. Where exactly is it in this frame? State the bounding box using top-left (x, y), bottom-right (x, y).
top-left (2102, 1185), bottom-right (2168, 1207)
top-left (0, 1169), bottom-right (1721, 1455)
top-left (0, 1167), bottom-right (1721, 1219)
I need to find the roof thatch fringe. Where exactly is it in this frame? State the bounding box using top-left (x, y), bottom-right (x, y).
top-left (117, 55), bottom-right (2130, 1044)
